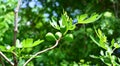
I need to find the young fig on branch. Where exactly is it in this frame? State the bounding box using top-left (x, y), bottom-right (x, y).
top-left (64, 34), bottom-right (74, 42)
top-left (55, 32), bottom-right (62, 39)
top-left (45, 32), bottom-right (56, 41)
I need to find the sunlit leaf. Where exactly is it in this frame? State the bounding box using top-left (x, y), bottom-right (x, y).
top-left (61, 12), bottom-right (68, 26)
top-left (110, 39), bottom-right (115, 48)
top-left (91, 29), bottom-right (108, 50)
top-left (78, 13), bottom-right (102, 24)
top-left (22, 38), bottom-right (33, 48)
top-left (0, 45), bottom-right (15, 52)
top-left (0, 45), bottom-right (6, 51)
top-left (114, 43), bottom-right (120, 48)
top-left (68, 18), bottom-right (76, 30)
top-left (21, 38), bottom-right (44, 48)
top-left (16, 39), bottom-right (22, 48)
top-left (77, 14), bottom-right (88, 22)
top-left (50, 17), bottom-right (60, 30)
top-left (32, 40), bottom-right (44, 47)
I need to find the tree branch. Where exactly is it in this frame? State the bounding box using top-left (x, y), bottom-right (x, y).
top-left (13, 0), bottom-right (22, 66)
top-left (0, 51), bottom-right (14, 66)
top-left (23, 38), bottom-right (61, 66)
top-left (0, 56), bottom-right (5, 66)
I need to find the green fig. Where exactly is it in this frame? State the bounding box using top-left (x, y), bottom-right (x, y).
top-left (86, 28), bottom-right (93, 33)
top-left (55, 32), bottom-right (62, 39)
top-left (64, 34), bottom-right (74, 42)
top-left (45, 32), bottom-right (56, 41)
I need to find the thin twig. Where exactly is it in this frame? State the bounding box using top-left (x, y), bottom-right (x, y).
top-left (0, 56), bottom-right (5, 66)
top-left (23, 38), bottom-right (61, 66)
top-left (113, 1), bottom-right (118, 18)
top-left (13, 0), bottom-right (22, 66)
top-left (0, 51), bottom-right (14, 66)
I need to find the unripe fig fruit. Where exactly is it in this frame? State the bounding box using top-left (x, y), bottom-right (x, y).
top-left (55, 32), bottom-right (62, 39)
top-left (64, 34), bottom-right (73, 42)
top-left (45, 32), bottom-right (56, 41)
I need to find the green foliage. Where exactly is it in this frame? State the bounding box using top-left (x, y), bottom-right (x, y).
top-left (90, 29), bottom-right (120, 66)
top-left (0, 45), bottom-right (15, 52)
top-left (0, 0), bottom-right (120, 66)
top-left (77, 13), bottom-right (102, 24)
top-left (91, 29), bottom-right (108, 50)
top-left (21, 38), bottom-right (44, 48)
top-left (50, 12), bottom-right (76, 35)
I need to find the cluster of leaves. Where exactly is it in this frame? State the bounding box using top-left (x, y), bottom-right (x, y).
top-left (0, 3), bottom-right (100, 65)
top-left (90, 29), bottom-right (120, 65)
top-left (0, 0), bottom-right (17, 42)
top-left (1, 0), bottom-right (120, 66)
top-left (49, 12), bottom-right (101, 41)
top-left (89, 11), bottom-right (120, 66)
